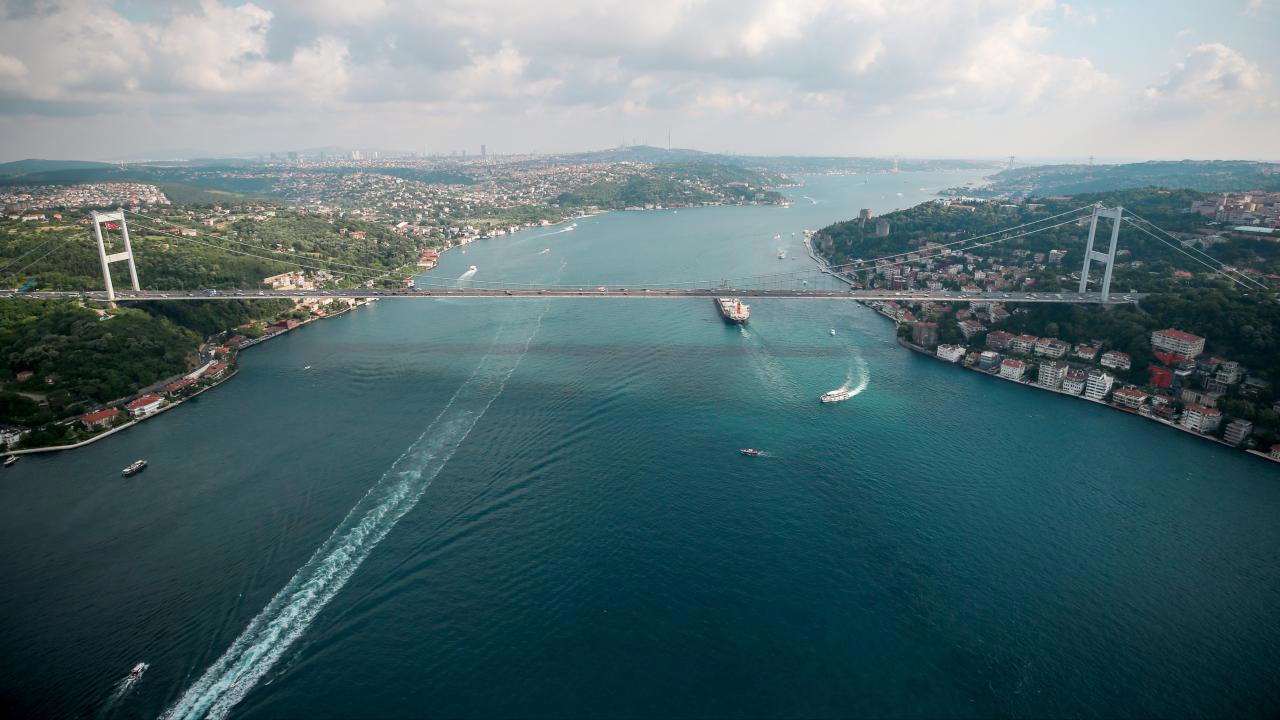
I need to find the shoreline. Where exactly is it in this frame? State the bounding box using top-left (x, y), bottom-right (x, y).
top-left (3, 299), bottom-right (374, 456)
top-left (894, 335), bottom-right (1280, 466)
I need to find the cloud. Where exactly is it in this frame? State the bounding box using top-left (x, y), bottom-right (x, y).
top-left (1144, 43), bottom-right (1271, 110)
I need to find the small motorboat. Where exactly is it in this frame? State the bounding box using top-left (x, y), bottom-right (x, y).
top-left (122, 459), bottom-right (147, 477)
top-left (128, 663), bottom-right (147, 680)
top-left (830, 329), bottom-right (836, 336)
top-left (3, 455), bottom-right (16, 467)
top-left (739, 448), bottom-right (762, 457)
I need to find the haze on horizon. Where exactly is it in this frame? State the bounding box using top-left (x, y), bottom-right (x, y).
top-left (0, 0), bottom-right (1277, 164)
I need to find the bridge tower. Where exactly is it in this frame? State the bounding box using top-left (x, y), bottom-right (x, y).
top-left (91, 209), bottom-right (140, 302)
top-left (1078, 205), bottom-right (1123, 302)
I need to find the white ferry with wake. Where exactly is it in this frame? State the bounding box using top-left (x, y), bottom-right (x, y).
top-left (820, 387), bottom-right (854, 403)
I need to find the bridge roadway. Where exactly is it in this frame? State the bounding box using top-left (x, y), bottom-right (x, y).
top-left (10, 288), bottom-right (1141, 304)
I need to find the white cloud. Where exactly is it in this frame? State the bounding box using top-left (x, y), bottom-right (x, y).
top-left (1144, 43), bottom-right (1270, 109)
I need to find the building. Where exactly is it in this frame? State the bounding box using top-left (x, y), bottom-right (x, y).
top-left (1148, 365), bottom-right (1173, 389)
top-left (1034, 338), bottom-right (1069, 359)
top-left (874, 218), bottom-right (890, 236)
top-left (1083, 370), bottom-right (1114, 401)
top-left (1062, 368), bottom-right (1087, 395)
top-left (1215, 361), bottom-right (1243, 385)
top-left (999, 358), bottom-right (1026, 381)
top-left (126, 393), bottom-right (165, 418)
top-left (911, 321), bottom-right (938, 347)
top-left (79, 407), bottom-right (120, 430)
top-left (1180, 403), bottom-right (1222, 433)
top-left (859, 208), bottom-right (873, 221)
top-left (978, 350), bottom-right (1001, 370)
top-left (1179, 388), bottom-right (1222, 408)
top-left (957, 319), bottom-right (986, 340)
top-left (205, 362), bottom-right (228, 379)
top-left (936, 344), bottom-right (965, 362)
top-left (1100, 351), bottom-right (1131, 371)
top-left (1223, 419), bottom-right (1253, 447)
top-left (163, 378), bottom-right (196, 396)
top-left (1037, 360), bottom-right (1067, 389)
top-left (985, 331), bottom-right (1013, 351)
top-left (1151, 328), bottom-right (1205, 359)
top-left (1112, 387), bottom-right (1148, 410)
top-left (1010, 334), bottom-right (1037, 354)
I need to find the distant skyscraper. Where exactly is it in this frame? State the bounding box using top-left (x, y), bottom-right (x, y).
top-left (481, 144), bottom-right (486, 157)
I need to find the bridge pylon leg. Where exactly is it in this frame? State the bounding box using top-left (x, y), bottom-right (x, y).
top-left (1077, 205), bottom-right (1123, 302)
top-left (91, 208), bottom-right (141, 302)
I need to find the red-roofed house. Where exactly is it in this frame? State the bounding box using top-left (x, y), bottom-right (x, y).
top-left (80, 407), bottom-right (120, 430)
top-left (126, 393), bottom-right (165, 418)
top-left (163, 378), bottom-right (196, 396)
top-left (1101, 350), bottom-right (1131, 371)
top-left (999, 358), bottom-right (1026, 381)
top-left (1180, 403), bottom-right (1222, 433)
top-left (1112, 387), bottom-right (1147, 410)
top-left (1152, 328), bottom-right (1205, 359)
top-left (206, 362), bottom-right (228, 379)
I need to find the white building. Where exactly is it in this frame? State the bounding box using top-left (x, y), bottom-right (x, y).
top-left (1100, 351), bottom-right (1131, 371)
top-left (1062, 368), bottom-right (1087, 395)
top-left (936, 344), bottom-right (965, 363)
top-left (1223, 419), bottom-right (1253, 446)
top-left (999, 358), bottom-right (1026, 381)
top-left (126, 393), bottom-right (165, 418)
top-left (1181, 404), bottom-right (1222, 433)
top-left (1151, 328), bottom-right (1205, 359)
top-left (1037, 361), bottom-right (1067, 389)
top-left (1083, 370), bottom-right (1114, 401)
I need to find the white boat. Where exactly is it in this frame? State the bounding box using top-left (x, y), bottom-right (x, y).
top-left (820, 387), bottom-right (855, 403)
top-left (830, 329), bottom-right (836, 336)
top-left (468, 265), bottom-right (477, 272)
top-left (3, 455), bottom-right (16, 467)
top-left (128, 663), bottom-right (147, 680)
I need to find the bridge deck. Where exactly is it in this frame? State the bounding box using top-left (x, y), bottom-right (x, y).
top-left (9, 289), bottom-right (1141, 304)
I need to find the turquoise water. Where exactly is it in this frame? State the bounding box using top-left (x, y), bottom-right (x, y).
top-left (2, 173), bottom-right (1278, 718)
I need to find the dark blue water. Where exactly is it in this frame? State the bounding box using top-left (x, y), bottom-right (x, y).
top-left (2, 173), bottom-right (1278, 718)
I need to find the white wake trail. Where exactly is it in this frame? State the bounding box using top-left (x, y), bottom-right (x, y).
top-left (161, 304), bottom-right (551, 720)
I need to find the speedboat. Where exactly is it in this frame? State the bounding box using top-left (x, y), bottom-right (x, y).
top-left (820, 388), bottom-right (855, 403)
top-left (122, 459), bottom-right (147, 477)
top-left (468, 265), bottom-right (477, 272)
top-left (3, 455), bottom-right (16, 467)
top-left (128, 663), bottom-right (147, 680)
top-left (830, 329), bottom-right (836, 336)
top-left (739, 448), bottom-right (762, 457)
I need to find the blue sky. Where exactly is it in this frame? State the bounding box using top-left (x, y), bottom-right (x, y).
top-left (0, 0), bottom-right (1275, 162)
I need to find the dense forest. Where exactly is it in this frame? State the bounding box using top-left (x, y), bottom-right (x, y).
top-left (977, 160), bottom-right (1280, 197)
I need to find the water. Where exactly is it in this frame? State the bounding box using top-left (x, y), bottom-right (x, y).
top-left (2, 172), bottom-right (1279, 718)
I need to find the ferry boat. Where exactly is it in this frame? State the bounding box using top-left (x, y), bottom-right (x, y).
top-left (3, 455), bottom-right (16, 467)
top-left (820, 388), bottom-right (855, 403)
top-left (739, 448), bottom-right (761, 457)
top-left (121, 459), bottom-right (147, 477)
top-left (714, 297), bottom-right (750, 324)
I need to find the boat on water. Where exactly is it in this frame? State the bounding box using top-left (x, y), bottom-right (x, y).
top-left (820, 387), bottom-right (855, 403)
top-left (778, 251), bottom-right (785, 259)
top-left (740, 448), bottom-right (762, 457)
top-left (128, 663), bottom-right (147, 680)
top-left (3, 455), bottom-right (16, 467)
top-left (121, 459), bottom-right (147, 477)
top-left (468, 265), bottom-right (477, 272)
top-left (714, 297), bottom-right (750, 324)
top-left (830, 328), bottom-right (836, 336)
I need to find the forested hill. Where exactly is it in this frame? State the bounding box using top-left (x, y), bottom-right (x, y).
top-left (973, 160), bottom-right (1280, 197)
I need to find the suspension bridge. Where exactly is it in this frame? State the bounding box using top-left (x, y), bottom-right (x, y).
top-left (0, 203), bottom-right (1266, 304)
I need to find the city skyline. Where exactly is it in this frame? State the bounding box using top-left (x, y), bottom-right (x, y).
top-left (1, 0), bottom-right (1278, 163)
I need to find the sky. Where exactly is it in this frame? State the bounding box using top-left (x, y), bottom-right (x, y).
top-left (0, 0), bottom-right (1277, 163)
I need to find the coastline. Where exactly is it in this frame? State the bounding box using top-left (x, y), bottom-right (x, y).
top-left (894, 335), bottom-right (1280, 466)
top-left (3, 299), bottom-right (374, 456)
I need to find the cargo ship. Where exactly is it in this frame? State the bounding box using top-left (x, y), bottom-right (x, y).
top-left (715, 297), bottom-right (750, 324)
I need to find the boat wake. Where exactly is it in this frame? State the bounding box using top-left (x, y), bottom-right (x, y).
top-left (99, 663), bottom-right (148, 717)
top-left (160, 302), bottom-right (553, 720)
top-left (456, 266), bottom-right (478, 285)
top-left (840, 356), bottom-right (871, 397)
top-left (537, 248), bottom-right (551, 255)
